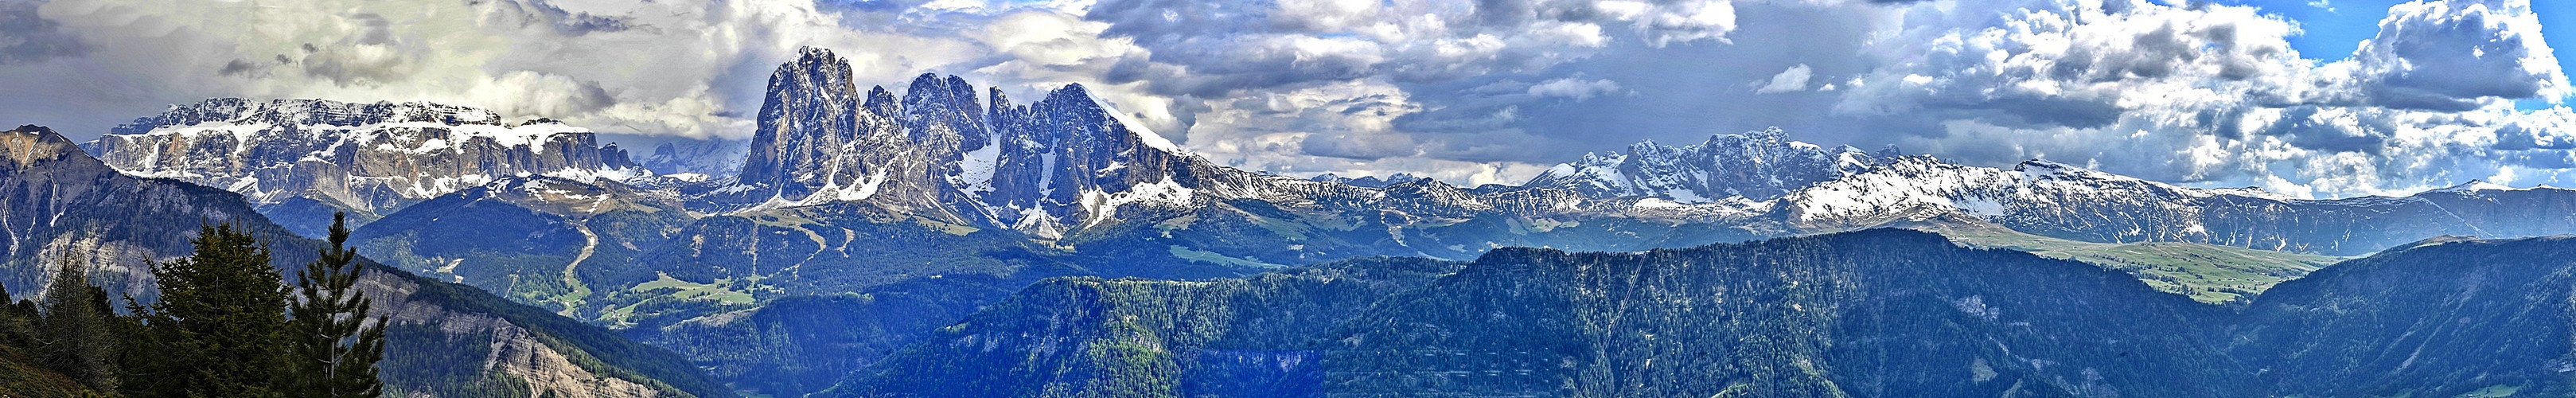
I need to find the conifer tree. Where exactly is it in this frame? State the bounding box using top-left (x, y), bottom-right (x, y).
top-left (290, 213), bottom-right (387, 398)
top-left (135, 222), bottom-right (290, 397)
top-left (37, 255), bottom-right (115, 392)
top-left (0, 282), bottom-right (29, 350)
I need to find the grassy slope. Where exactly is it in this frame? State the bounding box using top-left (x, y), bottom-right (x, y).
top-left (0, 345), bottom-right (93, 398)
top-left (1905, 221), bottom-right (2343, 304)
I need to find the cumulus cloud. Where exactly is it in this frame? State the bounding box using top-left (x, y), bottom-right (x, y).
top-left (1756, 64), bottom-right (1811, 93)
top-left (2343, 0), bottom-right (2568, 111)
top-left (1527, 76), bottom-right (1624, 100)
top-left (1596, 0), bottom-right (1739, 47)
top-left (1194, 79), bottom-right (1424, 161)
top-left (1080, 0), bottom-right (1740, 96)
top-left (1834, 0), bottom-right (2313, 130)
top-left (1777, 0), bottom-right (2576, 197)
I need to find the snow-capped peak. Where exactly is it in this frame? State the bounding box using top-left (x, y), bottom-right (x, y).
top-left (1074, 84), bottom-right (1183, 153)
top-left (82, 98), bottom-right (647, 221)
top-left (1524, 127), bottom-right (1883, 202)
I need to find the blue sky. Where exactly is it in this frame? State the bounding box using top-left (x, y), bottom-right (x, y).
top-left (0, 0), bottom-right (2571, 197)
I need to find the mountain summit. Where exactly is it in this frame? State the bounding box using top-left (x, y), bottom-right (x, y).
top-left (81, 98), bottom-right (648, 234)
top-left (698, 47), bottom-right (1315, 239)
top-left (1526, 127), bottom-right (1892, 202)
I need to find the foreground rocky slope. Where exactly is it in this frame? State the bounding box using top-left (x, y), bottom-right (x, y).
top-left (829, 229), bottom-right (2576, 397)
top-left (0, 126), bottom-right (726, 397)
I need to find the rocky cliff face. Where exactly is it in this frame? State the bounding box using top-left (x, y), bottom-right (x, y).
top-left (0, 124), bottom-right (251, 301)
top-left (703, 48), bottom-right (1339, 240)
top-left (81, 99), bottom-right (650, 235)
top-left (362, 271), bottom-right (671, 398)
top-left (0, 126), bottom-right (726, 398)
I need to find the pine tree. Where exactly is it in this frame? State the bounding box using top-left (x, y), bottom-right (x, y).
top-left (37, 255), bottom-right (116, 392)
top-left (290, 213), bottom-right (387, 398)
top-left (0, 282), bottom-right (32, 351)
top-left (134, 222), bottom-right (290, 398)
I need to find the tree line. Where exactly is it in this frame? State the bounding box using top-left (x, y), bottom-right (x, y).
top-left (0, 213), bottom-right (387, 397)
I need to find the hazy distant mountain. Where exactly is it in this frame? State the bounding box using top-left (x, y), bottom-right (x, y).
top-left (81, 98), bottom-right (651, 236)
top-left (638, 139), bottom-right (746, 178)
top-left (1304, 172), bottom-right (1427, 189)
top-left (1750, 155), bottom-right (2576, 256)
top-left (1525, 127), bottom-right (1892, 201)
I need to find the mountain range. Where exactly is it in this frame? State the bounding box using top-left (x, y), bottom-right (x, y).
top-left (84, 48), bottom-right (2576, 266)
top-left (80, 98), bottom-right (649, 236)
top-left (0, 126), bottom-right (724, 397)
top-left (26, 45), bottom-right (2576, 396)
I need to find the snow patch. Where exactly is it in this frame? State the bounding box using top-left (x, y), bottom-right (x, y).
top-left (956, 131), bottom-right (1003, 195)
top-left (1082, 177), bottom-right (1198, 226)
top-left (1955, 197), bottom-right (2006, 217)
top-left (840, 170), bottom-right (891, 201)
top-left (662, 173), bottom-right (711, 183)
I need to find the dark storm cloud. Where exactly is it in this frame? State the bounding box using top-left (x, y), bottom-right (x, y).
top-left (0, 0), bottom-right (86, 64)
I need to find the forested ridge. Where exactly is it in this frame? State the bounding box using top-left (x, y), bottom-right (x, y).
top-left (827, 228), bottom-right (2576, 397)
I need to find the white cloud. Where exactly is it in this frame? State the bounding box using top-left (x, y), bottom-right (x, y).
top-left (1595, 0), bottom-right (1740, 47)
top-left (1756, 64), bottom-right (1811, 94)
top-left (1527, 76), bottom-right (1623, 100)
top-left (1822, 0), bottom-right (2576, 197)
top-left (2340, 0), bottom-right (2568, 110)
